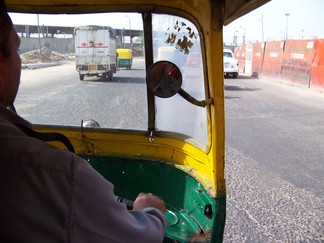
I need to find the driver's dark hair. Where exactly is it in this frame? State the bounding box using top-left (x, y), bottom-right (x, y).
top-left (0, 0), bottom-right (13, 57)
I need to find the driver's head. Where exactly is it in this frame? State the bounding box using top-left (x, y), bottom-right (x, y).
top-left (0, 0), bottom-right (13, 58)
top-left (0, 0), bottom-right (21, 107)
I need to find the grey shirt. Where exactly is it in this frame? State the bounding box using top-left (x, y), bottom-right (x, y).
top-left (0, 105), bottom-right (166, 242)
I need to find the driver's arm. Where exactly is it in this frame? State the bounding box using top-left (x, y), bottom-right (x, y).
top-left (71, 157), bottom-right (166, 243)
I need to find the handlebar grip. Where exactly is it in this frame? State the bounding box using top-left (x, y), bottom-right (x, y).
top-left (116, 196), bottom-right (134, 210)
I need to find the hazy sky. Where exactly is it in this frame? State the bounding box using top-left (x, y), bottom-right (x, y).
top-left (223, 0), bottom-right (324, 44)
top-left (9, 12), bottom-right (143, 30)
top-left (9, 0), bottom-right (324, 44)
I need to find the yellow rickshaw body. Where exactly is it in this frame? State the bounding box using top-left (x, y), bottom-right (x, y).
top-left (117, 48), bottom-right (133, 69)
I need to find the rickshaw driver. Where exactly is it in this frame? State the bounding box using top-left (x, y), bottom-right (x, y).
top-left (0, 1), bottom-right (166, 242)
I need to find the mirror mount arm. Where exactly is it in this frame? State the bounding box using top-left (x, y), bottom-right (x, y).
top-left (178, 89), bottom-right (213, 107)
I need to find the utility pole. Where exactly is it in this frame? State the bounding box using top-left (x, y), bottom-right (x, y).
top-left (240, 26), bottom-right (246, 45)
top-left (37, 14), bottom-right (42, 62)
top-left (260, 13), bottom-right (264, 42)
top-left (285, 13), bottom-right (290, 40)
top-left (233, 30), bottom-right (238, 46)
top-left (125, 15), bottom-right (132, 50)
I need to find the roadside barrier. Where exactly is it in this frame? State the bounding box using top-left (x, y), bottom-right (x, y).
top-left (251, 42), bottom-right (265, 77)
top-left (261, 41), bottom-right (285, 79)
top-left (234, 45), bottom-right (246, 74)
top-left (311, 39), bottom-right (324, 89)
top-left (234, 39), bottom-right (324, 90)
top-left (282, 40), bottom-right (315, 87)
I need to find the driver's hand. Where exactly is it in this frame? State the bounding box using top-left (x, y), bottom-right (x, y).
top-left (133, 193), bottom-right (166, 213)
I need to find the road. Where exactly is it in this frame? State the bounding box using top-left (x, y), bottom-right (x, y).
top-left (16, 59), bottom-right (148, 130)
top-left (15, 61), bottom-right (324, 242)
top-left (223, 76), bottom-right (324, 242)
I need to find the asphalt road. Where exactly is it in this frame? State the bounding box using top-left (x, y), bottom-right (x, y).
top-left (16, 59), bottom-right (148, 130)
top-left (223, 76), bottom-right (324, 242)
top-left (14, 61), bottom-right (324, 242)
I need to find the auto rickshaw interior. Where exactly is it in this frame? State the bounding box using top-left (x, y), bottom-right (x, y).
top-left (7, 0), bottom-right (270, 241)
top-left (8, 7), bottom-right (224, 242)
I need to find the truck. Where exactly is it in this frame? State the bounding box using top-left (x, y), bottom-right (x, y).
top-left (74, 25), bottom-right (117, 81)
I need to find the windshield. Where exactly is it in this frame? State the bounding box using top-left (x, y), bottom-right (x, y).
top-left (10, 12), bottom-right (208, 149)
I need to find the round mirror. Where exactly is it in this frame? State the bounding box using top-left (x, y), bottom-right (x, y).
top-left (146, 61), bottom-right (182, 98)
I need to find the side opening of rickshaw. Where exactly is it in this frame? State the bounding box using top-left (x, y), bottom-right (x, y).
top-left (6, 0), bottom-right (270, 242)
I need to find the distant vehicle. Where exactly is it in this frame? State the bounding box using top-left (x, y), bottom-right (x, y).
top-left (186, 52), bottom-right (202, 67)
top-left (157, 46), bottom-right (187, 68)
top-left (116, 48), bottom-right (133, 70)
top-left (74, 25), bottom-right (117, 81)
top-left (223, 49), bottom-right (239, 78)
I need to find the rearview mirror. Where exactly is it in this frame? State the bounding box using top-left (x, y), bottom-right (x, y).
top-left (147, 61), bottom-right (211, 107)
top-left (146, 61), bottom-right (182, 98)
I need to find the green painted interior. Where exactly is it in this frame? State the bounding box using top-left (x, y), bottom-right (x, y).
top-left (83, 155), bottom-right (225, 243)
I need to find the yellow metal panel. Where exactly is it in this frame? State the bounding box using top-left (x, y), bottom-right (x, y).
top-left (36, 126), bottom-right (217, 195)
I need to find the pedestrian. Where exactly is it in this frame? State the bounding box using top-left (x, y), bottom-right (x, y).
top-left (0, 1), bottom-right (166, 242)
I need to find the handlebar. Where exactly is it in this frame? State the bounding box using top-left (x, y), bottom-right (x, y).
top-left (116, 196), bottom-right (134, 210)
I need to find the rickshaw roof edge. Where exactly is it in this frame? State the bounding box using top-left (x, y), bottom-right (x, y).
top-left (5, 0), bottom-right (271, 25)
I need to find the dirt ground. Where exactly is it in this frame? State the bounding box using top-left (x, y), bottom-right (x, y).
top-left (20, 47), bottom-right (75, 64)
